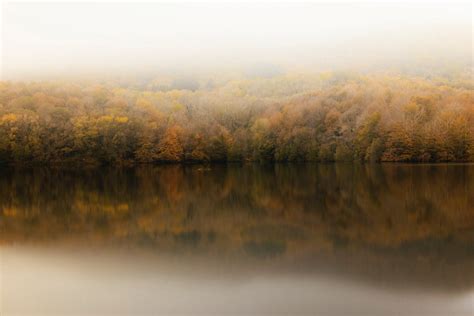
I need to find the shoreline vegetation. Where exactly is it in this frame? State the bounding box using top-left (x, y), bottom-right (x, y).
top-left (0, 71), bottom-right (473, 165)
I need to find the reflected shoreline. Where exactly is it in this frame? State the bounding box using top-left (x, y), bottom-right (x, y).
top-left (1, 163), bottom-right (473, 294)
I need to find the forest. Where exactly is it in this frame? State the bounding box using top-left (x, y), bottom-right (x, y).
top-left (0, 70), bottom-right (472, 164)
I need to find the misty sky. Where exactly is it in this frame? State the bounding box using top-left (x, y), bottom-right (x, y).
top-left (1, 0), bottom-right (472, 79)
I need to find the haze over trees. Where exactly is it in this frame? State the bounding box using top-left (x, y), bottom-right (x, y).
top-left (2, 2), bottom-right (471, 165)
top-left (0, 70), bottom-right (472, 165)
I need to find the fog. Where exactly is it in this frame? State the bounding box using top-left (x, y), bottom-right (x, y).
top-left (3, 246), bottom-right (474, 316)
top-left (1, 0), bottom-right (472, 80)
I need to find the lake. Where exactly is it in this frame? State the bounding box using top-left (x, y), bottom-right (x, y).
top-left (1, 164), bottom-right (473, 315)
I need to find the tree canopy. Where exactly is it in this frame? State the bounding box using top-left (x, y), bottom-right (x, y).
top-left (0, 71), bottom-right (472, 164)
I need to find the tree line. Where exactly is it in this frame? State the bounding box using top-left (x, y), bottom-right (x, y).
top-left (0, 71), bottom-right (472, 164)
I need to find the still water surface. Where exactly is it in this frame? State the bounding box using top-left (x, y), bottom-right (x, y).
top-left (1, 164), bottom-right (473, 315)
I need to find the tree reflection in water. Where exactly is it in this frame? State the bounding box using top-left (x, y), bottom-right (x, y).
top-left (1, 163), bottom-right (473, 292)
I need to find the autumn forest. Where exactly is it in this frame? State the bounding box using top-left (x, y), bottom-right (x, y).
top-left (0, 70), bottom-right (473, 165)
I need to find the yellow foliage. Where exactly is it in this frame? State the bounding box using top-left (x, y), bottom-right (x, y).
top-left (1, 113), bottom-right (18, 123)
top-left (0, 71), bottom-right (471, 163)
top-left (136, 98), bottom-right (153, 109)
top-left (3, 207), bottom-right (18, 217)
top-left (172, 102), bottom-right (184, 112)
top-left (115, 116), bottom-right (129, 123)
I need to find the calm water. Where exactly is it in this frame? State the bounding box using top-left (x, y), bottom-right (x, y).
top-left (1, 164), bottom-right (473, 315)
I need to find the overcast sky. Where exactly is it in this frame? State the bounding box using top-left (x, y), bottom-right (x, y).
top-left (1, 0), bottom-right (472, 79)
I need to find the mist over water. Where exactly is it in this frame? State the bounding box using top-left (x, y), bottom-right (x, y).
top-left (1, 164), bottom-right (474, 315)
top-left (1, 1), bottom-right (473, 315)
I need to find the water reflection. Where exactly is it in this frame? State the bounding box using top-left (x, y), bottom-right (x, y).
top-left (1, 164), bottom-right (473, 315)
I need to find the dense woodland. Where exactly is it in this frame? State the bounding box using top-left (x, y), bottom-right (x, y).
top-left (0, 71), bottom-right (473, 164)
